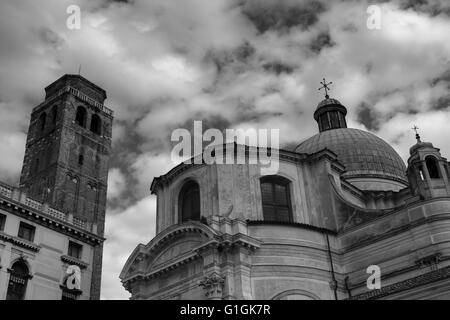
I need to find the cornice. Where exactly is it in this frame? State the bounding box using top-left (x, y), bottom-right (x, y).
top-left (0, 231), bottom-right (40, 252)
top-left (60, 255), bottom-right (89, 269)
top-left (349, 265), bottom-right (450, 300)
top-left (0, 196), bottom-right (104, 245)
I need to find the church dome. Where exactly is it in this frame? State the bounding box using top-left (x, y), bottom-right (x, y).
top-left (295, 128), bottom-right (408, 190)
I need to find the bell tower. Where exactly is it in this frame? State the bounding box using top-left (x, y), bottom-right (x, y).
top-left (407, 127), bottom-right (450, 199)
top-left (19, 74), bottom-right (114, 299)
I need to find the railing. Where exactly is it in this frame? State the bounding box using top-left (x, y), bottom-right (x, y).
top-left (73, 217), bottom-right (86, 229)
top-left (34, 85), bottom-right (114, 117)
top-left (25, 197), bottom-right (42, 211)
top-left (68, 87), bottom-right (114, 116)
top-left (0, 183), bottom-right (12, 198)
top-left (47, 207), bottom-right (67, 221)
top-left (0, 182), bottom-right (93, 233)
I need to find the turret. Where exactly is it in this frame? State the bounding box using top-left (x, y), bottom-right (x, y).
top-left (407, 126), bottom-right (450, 199)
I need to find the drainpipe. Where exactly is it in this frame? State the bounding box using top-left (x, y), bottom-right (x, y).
top-left (344, 276), bottom-right (352, 299)
top-left (325, 233), bottom-right (338, 300)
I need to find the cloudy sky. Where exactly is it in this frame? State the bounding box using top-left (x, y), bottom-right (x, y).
top-left (0, 0), bottom-right (449, 299)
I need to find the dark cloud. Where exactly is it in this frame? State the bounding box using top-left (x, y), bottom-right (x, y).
top-left (39, 28), bottom-right (64, 49)
top-left (263, 61), bottom-right (295, 74)
top-left (399, 0), bottom-right (450, 16)
top-left (240, 0), bottom-right (325, 34)
top-left (309, 31), bottom-right (335, 54)
top-left (205, 41), bottom-right (256, 76)
top-left (357, 102), bottom-right (380, 131)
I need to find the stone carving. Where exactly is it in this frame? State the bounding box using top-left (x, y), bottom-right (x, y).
top-left (199, 273), bottom-right (225, 300)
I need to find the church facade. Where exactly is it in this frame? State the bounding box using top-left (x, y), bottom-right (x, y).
top-left (120, 94), bottom-right (450, 300)
top-left (0, 74), bottom-right (113, 300)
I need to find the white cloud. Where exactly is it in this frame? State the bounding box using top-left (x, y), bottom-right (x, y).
top-left (102, 196), bottom-right (157, 300)
top-left (107, 168), bottom-right (126, 200)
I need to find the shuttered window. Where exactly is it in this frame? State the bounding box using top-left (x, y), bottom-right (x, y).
top-left (260, 176), bottom-right (292, 222)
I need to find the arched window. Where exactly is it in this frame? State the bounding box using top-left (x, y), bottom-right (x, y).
top-left (78, 154), bottom-right (84, 166)
top-left (33, 158), bottom-right (40, 173)
top-left (51, 105), bottom-right (58, 124)
top-left (90, 114), bottom-right (101, 135)
top-left (38, 112), bottom-right (46, 131)
top-left (260, 176), bottom-right (292, 222)
top-left (425, 156), bottom-right (440, 179)
top-left (75, 106), bottom-right (87, 128)
top-left (179, 180), bottom-right (200, 222)
top-left (6, 260), bottom-right (30, 300)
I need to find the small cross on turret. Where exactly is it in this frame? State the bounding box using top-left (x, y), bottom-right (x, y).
top-left (318, 78), bottom-right (333, 99)
top-left (412, 125), bottom-right (421, 142)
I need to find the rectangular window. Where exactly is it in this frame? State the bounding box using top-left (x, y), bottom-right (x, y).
top-left (68, 241), bottom-right (83, 260)
top-left (18, 222), bottom-right (35, 242)
top-left (0, 214), bottom-right (6, 231)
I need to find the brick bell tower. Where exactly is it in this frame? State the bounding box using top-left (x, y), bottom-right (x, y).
top-left (19, 74), bottom-right (114, 299)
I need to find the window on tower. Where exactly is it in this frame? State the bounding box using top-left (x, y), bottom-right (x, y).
top-left (260, 176), bottom-right (293, 223)
top-left (320, 114), bottom-right (330, 131)
top-left (425, 156), bottom-right (440, 179)
top-left (330, 111), bottom-right (340, 128)
top-left (39, 112), bottom-right (46, 131)
top-left (75, 106), bottom-right (87, 128)
top-left (90, 114), bottom-right (102, 135)
top-left (51, 105), bottom-right (58, 125)
top-left (179, 180), bottom-right (200, 223)
top-left (78, 154), bottom-right (84, 166)
top-left (33, 158), bottom-right (40, 173)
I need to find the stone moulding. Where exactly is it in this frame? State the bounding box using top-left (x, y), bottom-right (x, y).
top-left (0, 231), bottom-right (41, 252)
top-left (0, 196), bottom-right (103, 245)
top-left (150, 146), bottom-right (340, 194)
top-left (199, 272), bottom-right (226, 299)
top-left (34, 85), bottom-right (114, 117)
top-left (120, 221), bottom-right (261, 292)
top-left (349, 265), bottom-right (450, 300)
top-left (60, 255), bottom-right (89, 269)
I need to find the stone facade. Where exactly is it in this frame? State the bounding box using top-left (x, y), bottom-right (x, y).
top-left (0, 184), bottom-right (103, 299)
top-left (0, 74), bottom-right (113, 300)
top-left (120, 97), bottom-right (450, 300)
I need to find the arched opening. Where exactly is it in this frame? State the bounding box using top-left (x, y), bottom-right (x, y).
top-left (33, 158), bottom-right (40, 173)
top-left (75, 106), bottom-right (87, 128)
top-left (425, 156), bottom-right (440, 179)
top-left (78, 154), bottom-right (84, 166)
top-left (90, 114), bottom-right (101, 135)
top-left (51, 105), bottom-right (58, 124)
top-left (179, 180), bottom-right (200, 223)
top-left (6, 260), bottom-right (30, 300)
top-left (260, 175), bottom-right (292, 222)
top-left (38, 112), bottom-right (46, 131)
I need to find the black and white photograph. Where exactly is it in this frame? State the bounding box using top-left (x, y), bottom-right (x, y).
top-left (0, 0), bottom-right (449, 310)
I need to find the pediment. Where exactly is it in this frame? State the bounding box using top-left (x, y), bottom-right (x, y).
top-left (150, 236), bottom-right (203, 271)
top-left (120, 222), bottom-right (220, 282)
